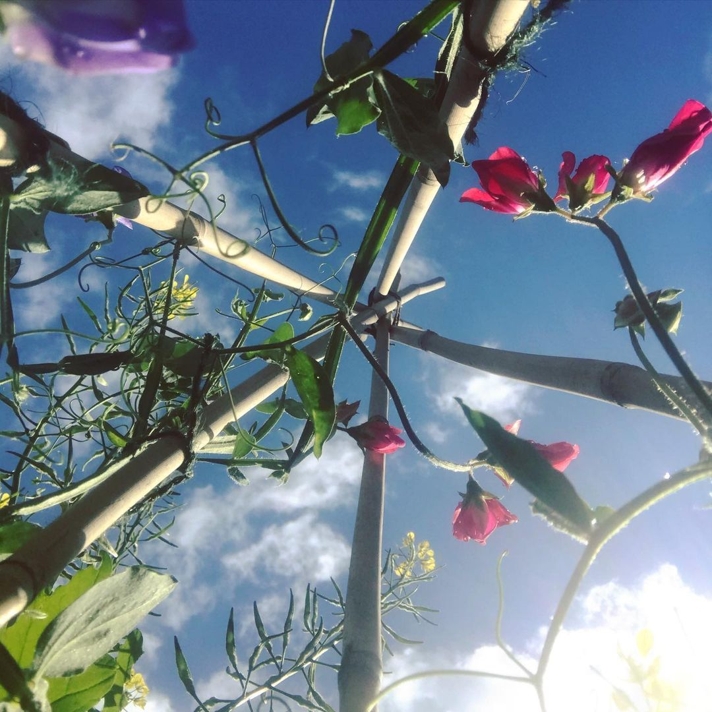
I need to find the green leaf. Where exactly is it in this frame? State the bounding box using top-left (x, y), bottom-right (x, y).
top-left (242, 321), bottom-right (294, 362)
top-left (101, 630), bottom-right (143, 712)
top-left (101, 421), bottom-right (128, 449)
top-left (227, 466), bottom-right (249, 486)
top-left (174, 637), bottom-right (205, 709)
top-left (307, 30), bottom-right (380, 135)
top-left (7, 206), bottom-right (49, 253)
top-left (284, 346), bottom-right (335, 458)
top-left (256, 397), bottom-right (307, 420)
top-left (456, 401), bottom-right (594, 539)
top-left (12, 156), bottom-right (148, 216)
top-left (225, 609), bottom-right (240, 674)
top-left (0, 521), bottom-right (42, 555)
top-left (0, 555), bottom-right (114, 668)
top-left (33, 567), bottom-right (176, 677)
top-left (46, 654), bottom-right (117, 712)
top-left (372, 69), bottom-right (454, 187)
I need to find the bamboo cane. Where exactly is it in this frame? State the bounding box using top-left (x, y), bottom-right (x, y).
top-left (0, 280), bottom-right (441, 626)
top-left (339, 319), bottom-right (390, 712)
top-left (376, 0), bottom-right (530, 297)
top-left (390, 324), bottom-right (712, 420)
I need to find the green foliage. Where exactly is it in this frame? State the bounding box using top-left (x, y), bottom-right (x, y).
top-left (372, 69), bottom-right (455, 186)
top-left (307, 30), bottom-right (379, 136)
top-left (32, 567), bottom-right (175, 678)
top-left (284, 346), bottom-right (335, 458)
top-left (457, 401), bottom-right (594, 540)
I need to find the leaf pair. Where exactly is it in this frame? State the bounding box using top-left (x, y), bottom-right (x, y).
top-left (307, 31), bottom-right (455, 185)
top-left (457, 400), bottom-right (595, 541)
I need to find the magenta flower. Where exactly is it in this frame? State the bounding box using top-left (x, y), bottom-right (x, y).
top-left (452, 478), bottom-right (517, 544)
top-left (1, 0), bottom-right (194, 74)
top-left (460, 147), bottom-right (555, 214)
top-left (555, 152), bottom-right (611, 210)
top-left (485, 420), bottom-right (579, 487)
top-left (619, 100), bottom-right (712, 194)
top-left (531, 441), bottom-right (580, 472)
top-left (347, 417), bottom-right (405, 454)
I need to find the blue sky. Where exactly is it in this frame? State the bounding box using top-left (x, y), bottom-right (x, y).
top-left (2, 0), bottom-right (712, 710)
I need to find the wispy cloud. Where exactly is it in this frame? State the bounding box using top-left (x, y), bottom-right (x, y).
top-left (424, 353), bottom-right (535, 423)
top-left (1, 46), bottom-right (180, 159)
top-left (339, 206), bottom-right (370, 222)
top-left (331, 169), bottom-right (384, 191)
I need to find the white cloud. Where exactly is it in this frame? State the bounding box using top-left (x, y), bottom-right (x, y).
top-left (331, 169), bottom-right (384, 191)
top-left (425, 355), bottom-right (534, 423)
top-left (339, 205), bottom-right (370, 222)
top-left (222, 511), bottom-right (351, 584)
top-left (145, 434), bottom-right (363, 630)
top-left (2, 46), bottom-right (180, 159)
top-left (379, 564), bottom-right (712, 712)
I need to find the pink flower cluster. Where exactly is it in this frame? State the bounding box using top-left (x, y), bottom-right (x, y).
top-left (453, 420), bottom-right (579, 545)
top-left (460, 100), bottom-right (712, 213)
top-left (347, 417), bottom-right (405, 455)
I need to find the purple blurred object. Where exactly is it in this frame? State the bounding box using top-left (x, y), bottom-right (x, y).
top-left (1, 0), bottom-right (194, 74)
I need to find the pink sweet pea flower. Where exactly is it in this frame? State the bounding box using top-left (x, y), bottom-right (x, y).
top-left (460, 147), bottom-right (556, 215)
top-left (0, 0), bottom-right (194, 74)
top-left (555, 152), bottom-right (611, 209)
top-left (483, 420), bottom-right (579, 487)
top-left (452, 478), bottom-right (517, 544)
top-left (619, 99), bottom-right (712, 194)
top-left (347, 417), bottom-right (405, 454)
top-left (531, 441), bottom-right (580, 472)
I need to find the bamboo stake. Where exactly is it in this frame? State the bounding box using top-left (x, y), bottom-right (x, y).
top-left (339, 319), bottom-right (391, 712)
top-left (390, 324), bottom-right (712, 420)
top-left (376, 0), bottom-right (530, 297)
top-left (0, 280), bottom-right (440, 626)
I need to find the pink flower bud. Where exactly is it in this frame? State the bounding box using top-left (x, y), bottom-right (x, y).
top-left (452, 478), bottom-right (517, 544)
top-left (619, 100), bottom-right (712, 194)
top-left (347, 417), bottom-right (405, 454)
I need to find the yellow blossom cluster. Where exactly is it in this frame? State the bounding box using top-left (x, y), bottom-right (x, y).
top-left (125, 669), bottom-right (150, 709)
top-left (154, 274), bottom-right (199, 319)
top-left (393, 531), bottom-right (436, 579)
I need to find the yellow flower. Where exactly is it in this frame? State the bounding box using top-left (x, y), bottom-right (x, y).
top-left (126, 670), bottom-right (150, 709)
top-left (0, 493), bottom-right (10, 509)
top-left (154, 274), bottom-right (199, 319)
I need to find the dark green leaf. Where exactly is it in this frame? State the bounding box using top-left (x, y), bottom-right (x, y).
top-left (227, 466), bottom-right (249, 486)
top-left (372, 69), bottom-right (454, 187)
top-left (47, 654), bottom-right (117, 712)
top-left (456, 401), bottom-right (594, 539)
top-left (101, 630), bottom-right (143, 712)
top-left (12, 156), bottom-right (148, 216)
top-left (7, 206), bottom-right (49, 253)
top-left (225, 608), bottom-right (240, 674)
top-left (0, 641), bottom-right (44, 712)
top-left (284, 346), bottom-right (335, 458)
top-left (174, 637), bottom-right (205, 709)
top-left (307, 30), bottom-right (380, 135)
top-left (281, 590), bottom-right (294, 663)
top-left (33, 568), bottom-right (176, 677)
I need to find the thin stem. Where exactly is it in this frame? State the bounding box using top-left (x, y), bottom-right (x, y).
top-left (495, 552), bottom-right (535, 678)
top-left (320, 0), bottom-right (337, 81)
top-left (571, 214), bottom-right (712, 421)
top-left (628, 329), bottom-right (708, 437)
top-left (250, 140), bottom-right (338, 256)
top-left (338, 313), bottom-right (473, 472)
top-left (536, 457), bottom-right (712, 683)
